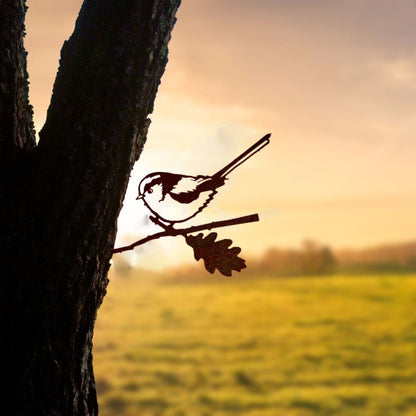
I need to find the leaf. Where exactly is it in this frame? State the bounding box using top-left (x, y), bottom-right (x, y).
top-left (185, 232), bottom-right (246, 276)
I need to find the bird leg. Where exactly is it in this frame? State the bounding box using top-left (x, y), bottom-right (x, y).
top-left (149, 215), bottom-right (174, 231)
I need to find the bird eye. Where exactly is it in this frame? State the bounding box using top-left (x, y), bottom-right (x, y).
top-left (148, 189), bottom-right (153, 194)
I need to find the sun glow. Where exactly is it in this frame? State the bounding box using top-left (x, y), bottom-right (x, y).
top-left (25, 0), bottom-right (416, 270)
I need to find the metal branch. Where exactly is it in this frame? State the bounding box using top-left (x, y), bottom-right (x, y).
top-left (111, 213), bottom-right (259, 254)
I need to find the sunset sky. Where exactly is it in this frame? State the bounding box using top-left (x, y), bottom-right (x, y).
top-left (25, 1), bottom-right (416, 269)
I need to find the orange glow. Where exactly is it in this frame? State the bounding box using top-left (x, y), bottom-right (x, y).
top-left (25, 0), bottom-right (416, 269)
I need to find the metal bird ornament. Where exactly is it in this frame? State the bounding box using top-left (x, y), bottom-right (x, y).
top-left (137, 134), bottom-right (270, 227)
top-left (113, 134), bottom-right (271, 276)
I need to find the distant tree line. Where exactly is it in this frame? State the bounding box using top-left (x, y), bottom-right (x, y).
top-left (255, 240), bottom-right (336, 276)
top-left (256, 240), bottom-right (416, 276)
top-left (336, 241), bottom-right (416, 274)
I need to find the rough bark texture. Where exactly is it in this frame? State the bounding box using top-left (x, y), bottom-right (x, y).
top-left (0, 0), bottom-right (180, 414)
top-left (0, 0), bottom-right (35, 149)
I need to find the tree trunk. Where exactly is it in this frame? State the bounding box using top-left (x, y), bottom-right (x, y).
top-left (0, 0), bottom-right (180, 414)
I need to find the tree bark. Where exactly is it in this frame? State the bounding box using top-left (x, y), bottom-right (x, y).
top-left (0, 0), bottom-right (35, 149)
top-left (0, 0), bottom-right (180, 414)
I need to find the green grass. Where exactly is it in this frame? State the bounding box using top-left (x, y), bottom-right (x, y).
top-left (93, 273), bottom-right (416, 415)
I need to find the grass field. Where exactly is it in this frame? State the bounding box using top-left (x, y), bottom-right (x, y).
top-left (93, 273), bottom-right (416, 415)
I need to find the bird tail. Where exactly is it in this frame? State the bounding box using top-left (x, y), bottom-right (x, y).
top-left (212, 133), bottom-right (271, 179)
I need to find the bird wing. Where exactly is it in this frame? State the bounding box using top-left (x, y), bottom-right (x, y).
top-left (169, 176), bottom-right (210, 203)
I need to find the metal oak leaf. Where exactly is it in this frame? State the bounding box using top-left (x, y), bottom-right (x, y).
top-left (185, 232), bottom-right (247, 276)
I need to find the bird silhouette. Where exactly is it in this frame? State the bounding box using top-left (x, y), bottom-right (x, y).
top-left (137, 134), bottom-right (271, 227)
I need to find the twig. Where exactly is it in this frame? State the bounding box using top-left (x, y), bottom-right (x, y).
top-left (111, 213), bottom-right (259, 254)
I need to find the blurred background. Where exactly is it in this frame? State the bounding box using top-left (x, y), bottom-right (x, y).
top-left (26, 1), bottom-right (416, 415)
top-left (26, 0), bottom-right (416, 271)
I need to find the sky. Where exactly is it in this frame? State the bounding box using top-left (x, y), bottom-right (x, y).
top-left (24, 0), bottom-right (416, 270)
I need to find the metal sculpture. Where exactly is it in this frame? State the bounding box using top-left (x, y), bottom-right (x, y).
top-left (113, 134), bottom-right (271, 276)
